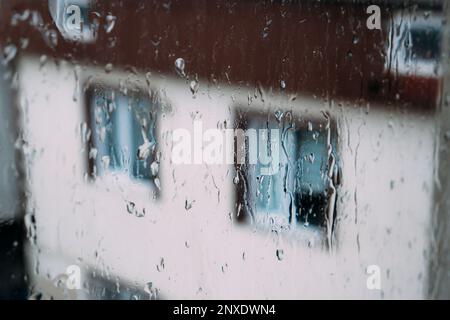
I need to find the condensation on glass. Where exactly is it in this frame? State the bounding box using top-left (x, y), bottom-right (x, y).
top-left (0, 0), bottom-right (449, 300)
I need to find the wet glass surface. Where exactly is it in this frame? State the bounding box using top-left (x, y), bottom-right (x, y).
top-left (0, 0), bottom-right (449, 299)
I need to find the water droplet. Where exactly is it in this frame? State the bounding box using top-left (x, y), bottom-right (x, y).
top-left (276, 249), bottom-right (284, 261)
top-left (107, 36), bottom-right (117, 48)
top-left (126, 201), bottom-right (145, 218)
top-left (20, 38), bottom-right (29, 49)
top-left (190, 79), bottom-right (199, 96)
top-left (99, 127), bottom-right (107, 142)
top-left (154, 178), bottom-right (161, 191)
top-left (101, 155), bottom-right (110, 169)
top-left (261, 19), bottom-right (272, 39)
top-left (280, 80), bottom-right (286, 90)
top-left (43, 29), bottom-right (58, 49)
top-left (104, 63), bottom-right (113, 73)
top-left (144, 282), bottom-right (158, 299)
top-left (80, 122), bottom-right (91, 143)
top-left (156, 257), bottom-right (165, 271)
top-left (150, 161), bottom-right (159, 176)
top-left (346, 50), bottom-right (353, 60)
top-left (2, 44), bottom-right (17, 65)
top-left (174, 57), bottom-right (185, 77)
top-left (88, 148), bottom-right (98, 159)
top-left (312, 132), bottom-right (319, 140)
top-left (135, 208), bottom-right (146, 218)
top-left (185, 199), bottom-right (195, 211)
top-left (105, 14), bottom-right (116, 33)
top-left (39, 55), bottom-right (48, 69)
top-left (137, 140), bottom-right (152, 160)
top-left (145, 72), bottom-right (152, 86)
top-left (307, 121), bottom-right (313, 132)
top-left (221, 263), bottom-right (228, 274)
top-left (126, 201), bottom-right (136, 214)
top-left (274, 110), bottom-right (284, 122)
top-left (444, 131), bottom-right (450, 141)
top-left (352, 35), bottom-right (359, 44)
top-left (233, 172), bottom-right (239, 185)
top-left (11, 10), bottom-right (30, 26)
top-left (144, 282), bottom-right (152, 293)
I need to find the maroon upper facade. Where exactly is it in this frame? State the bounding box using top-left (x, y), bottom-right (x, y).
top-left (0, 0), bottom-right (444, 111)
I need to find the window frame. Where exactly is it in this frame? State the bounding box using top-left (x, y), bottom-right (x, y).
top-left (232, 105), bottom-right (341, 246)
top-left (82, 79), bottom-right (162, 195)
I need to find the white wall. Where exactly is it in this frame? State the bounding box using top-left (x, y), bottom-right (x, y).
top-left (18, 55), bottom-right (435, 299)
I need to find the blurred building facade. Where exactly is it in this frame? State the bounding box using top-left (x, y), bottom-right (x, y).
top-left (0, 0), bottom-right (449, 299)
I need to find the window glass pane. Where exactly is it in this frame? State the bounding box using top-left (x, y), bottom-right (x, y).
top-left (0, 0), bottom-right (449, 300)
top-left (89, 87), bottom-right (157, 182)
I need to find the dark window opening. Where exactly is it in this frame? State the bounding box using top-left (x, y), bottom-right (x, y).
top-left (84, 84), bottom-right (159, 188)
top-left (234, 109), bottom-right (340, 239)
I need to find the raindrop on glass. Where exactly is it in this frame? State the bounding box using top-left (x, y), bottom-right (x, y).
top-left (150, 161), bottom-right (159, 176)
top-left (2, 44), bottom-right (17, 66)
top-left (185, 199), bottom-right (195, 211)
top-left (104, 63), bottom-right (113, 73)
top-left (137, 140), bottom-right (152, 160)
top-left (276, 249), bottom-right (284, 261)
top-left (174, 57), bottom-right (185, 77)
top-left (126, 201), bottom-right (136, 214)
top-left (190, 79), bottom-right (199, 96)
top-left (154, 178), bottom-right (161, 191)
top-left (274, 110), bottom-right (284, 122)
top-left (105, 14), bottom-right (117, 34)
